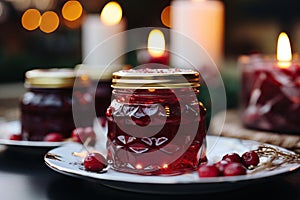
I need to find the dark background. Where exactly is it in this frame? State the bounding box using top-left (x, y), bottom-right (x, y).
top-left (1, 0), bottom-right (300, 83)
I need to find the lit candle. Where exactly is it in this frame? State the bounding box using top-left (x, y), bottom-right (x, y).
top-left (240, 32), bottom-right (300, 134)
top-left (81, 1), bottom-right (126, 67)
top-left (276, 32), bottom-right (292, 69)
top-left (170, 0), bottom-right (224, 68)
top-left (137, 29), bottom-right (169, 66)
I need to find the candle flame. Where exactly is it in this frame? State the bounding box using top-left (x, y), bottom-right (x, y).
top-left (100, 1), bottom-right (122, 26)
top-left (147, 29), bottom-right (166, 57)
top-left (277, 32), bottom-right (292, 68)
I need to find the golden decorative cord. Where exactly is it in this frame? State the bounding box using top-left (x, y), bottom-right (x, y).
top-left (249, 144), bottom-right (300, 174)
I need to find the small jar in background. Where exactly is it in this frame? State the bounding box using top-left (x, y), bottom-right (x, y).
top-left (20, 68), bottom-right (93, 141)
top-left (106, 68), bottom-right (207, 175)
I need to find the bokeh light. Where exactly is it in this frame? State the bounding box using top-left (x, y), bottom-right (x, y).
top-left (0, 2), bottom-right (9, 23)
top-left (63, 10), bottom-right (85, 29)
top-left (39, 11), bottom-right (59, 33)
top-left (100, 1), bottom-right (122, 26)
top-left (10, 0), bottom-right (31, 11)
top-left (62, 0), bottom-right (83, 21)
top-left (21, 8), bottom-right (41, 31)
top-left (32, 0), bottom-right (53, 10)
top-left (161, 6), bottom-right (171, 28)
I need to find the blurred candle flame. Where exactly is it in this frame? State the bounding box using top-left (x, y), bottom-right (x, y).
top-left (277, 32), bottom-right (292, 68)
top-left (147, 29), bottom-right (166, 58)
top-left (100, 1), bottom-right (122, 26)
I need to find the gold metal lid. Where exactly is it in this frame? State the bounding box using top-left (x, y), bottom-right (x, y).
top-left (25, 68), bottom-right (77, 88)
top-left (112, 68), bottom-right (200, 89)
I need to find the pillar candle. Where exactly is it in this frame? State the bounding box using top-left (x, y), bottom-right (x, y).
top-left (170, 0), bottom-right (224, 69)
top-left (81, 2), bottom-right (126, 68)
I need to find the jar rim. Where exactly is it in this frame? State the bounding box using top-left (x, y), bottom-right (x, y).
top-left (112, 68), bottom-right (200, 89)
top-left (25, 68), bottom-right (78, 88)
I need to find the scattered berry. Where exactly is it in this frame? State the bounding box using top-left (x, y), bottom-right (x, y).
top-left (223, 162), bottom-right (247, 176)
top-left (9, 134), bottom-right (22, 141)
top-left (43, 132), bottom-right (63, 142)
top-left (214, 160), bottom-right (229, 175)
top-left (222, 153), bottom-right (242, 163)
top-left (198, 164), bottom-right (219, 177)
top-left (83, 152), bottom-right (107, 172)
top-left (241, 151), bottom-right (260, 168)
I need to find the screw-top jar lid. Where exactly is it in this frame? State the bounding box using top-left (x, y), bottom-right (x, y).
top-left (112, 68), bottom-right (200, 89)
top-left (25, 68), bottom-right (85, 88)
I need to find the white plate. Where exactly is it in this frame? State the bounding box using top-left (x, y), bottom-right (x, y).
top-left (44, 135), bottom-right (300, 194)
top-left (0, 120), bottom-right (72, 148)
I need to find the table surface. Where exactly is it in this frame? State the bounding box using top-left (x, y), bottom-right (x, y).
top-left (0, 83), bottom-right (299, 200)
top-left (0, 145), bottom-right (298, 200)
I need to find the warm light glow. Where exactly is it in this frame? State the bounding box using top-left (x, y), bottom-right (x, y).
top-left (161, 6), bottom-right (171, 28)
top-left (277, 32), bottom-right (292, 68)
top-left (62, 1), bottom-right (83, 21)
top-left (100, 1), bottom-right (122, 26)
top-left (162, 164), bottom-right (168, 169)
top-left (39, 11), bottom-right (59, 33)
top-left (33, 0), bottom-right (53, 10)
top-left (21, 9), bottom-right (41, 31)
top-left (147, 29), bottom-right (166, 58)
top-left (135, 164), bottom-right (143, 169)
top-left (192, 0), bottom-right (206, 2)
top-left (10, 0), bottom-right (31, 11)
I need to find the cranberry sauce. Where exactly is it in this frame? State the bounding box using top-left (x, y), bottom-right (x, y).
top-left (21, 88), bottom-right (75, 141)
top-left (94, 80), bottom-right (112, 117)
top-left (106, 88), bottom-right (207, 175)
top-left (20, 68), bottom-right (93, 141)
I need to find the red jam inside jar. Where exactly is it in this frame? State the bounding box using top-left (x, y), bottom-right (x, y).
top-left (239, 54), bottom-right (300, 133)
top-left (106, 68), bottom-right (207, 175)
top-left (20, 68), bottom-right (93, 141)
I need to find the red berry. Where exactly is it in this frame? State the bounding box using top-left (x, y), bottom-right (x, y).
top-left (9, 134), bottom-right (22, 141)
top-left (214, 160), bottom-right (229, 175)
top-left (71, 127), bottom-right (96, 145)
top-left (223, 162), bottom-right (247, 176)
top-left (241, 151), bottom-right (260, 168)
top-left (43, 132), bottom-right (63, 142)
top-left (222, 153), bottom-right (242, 163)
top-left (198, 164), bottom-right (219, 178)
top-left (83, 152), bottom-right (107, 172)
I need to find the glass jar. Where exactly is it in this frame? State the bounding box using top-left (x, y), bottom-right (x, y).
top-left (20, 68), bottom-right (93, 141)
top-left (75, 64), bottom-right (113, 119)
top-left (239, 54), bottom-right (300, 133)
top-left (106, 68), bottom-right (207, 175)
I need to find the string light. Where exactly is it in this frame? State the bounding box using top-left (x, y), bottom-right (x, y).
top-left (62, 1), bottom-right (83, 21)
top-left (161, 6), bottom-right (171, 28)
top-left (21, 8), bottom-right (41, 31)
top-left (39, 11), bottom-right (59, 33)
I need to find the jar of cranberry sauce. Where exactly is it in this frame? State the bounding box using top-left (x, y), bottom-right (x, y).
top-left (20, 68), bottom-right (92, 141)
top-left (106, 68), bottom-right (207, 175)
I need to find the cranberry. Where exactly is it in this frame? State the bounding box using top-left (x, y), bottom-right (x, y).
top-left (198, 164), bottom-right (219, 178)
top-left (223, 162), bottom-right (247, 176)
top-left (71, 127), bottom-right (96, 145)
top-left (214, 160), bottom-right (229, 175)
top-left (43, 132), bottom-right (63, 142)
top-left (241, 151), bottom-right (260, 168)
top-left (83, 152), bottom-right (107, 172)
top-left (222, 153), bottom-right (242, 163)
top-left (9, 134), bottom-right (22, 141)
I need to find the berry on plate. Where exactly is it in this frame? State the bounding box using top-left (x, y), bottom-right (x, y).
top-left (43, 132), bottom-right (63, 142)
top-left (241, 151), bottom-right (260, 168)
top-left (83, 152), bottom-right (107, 172)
